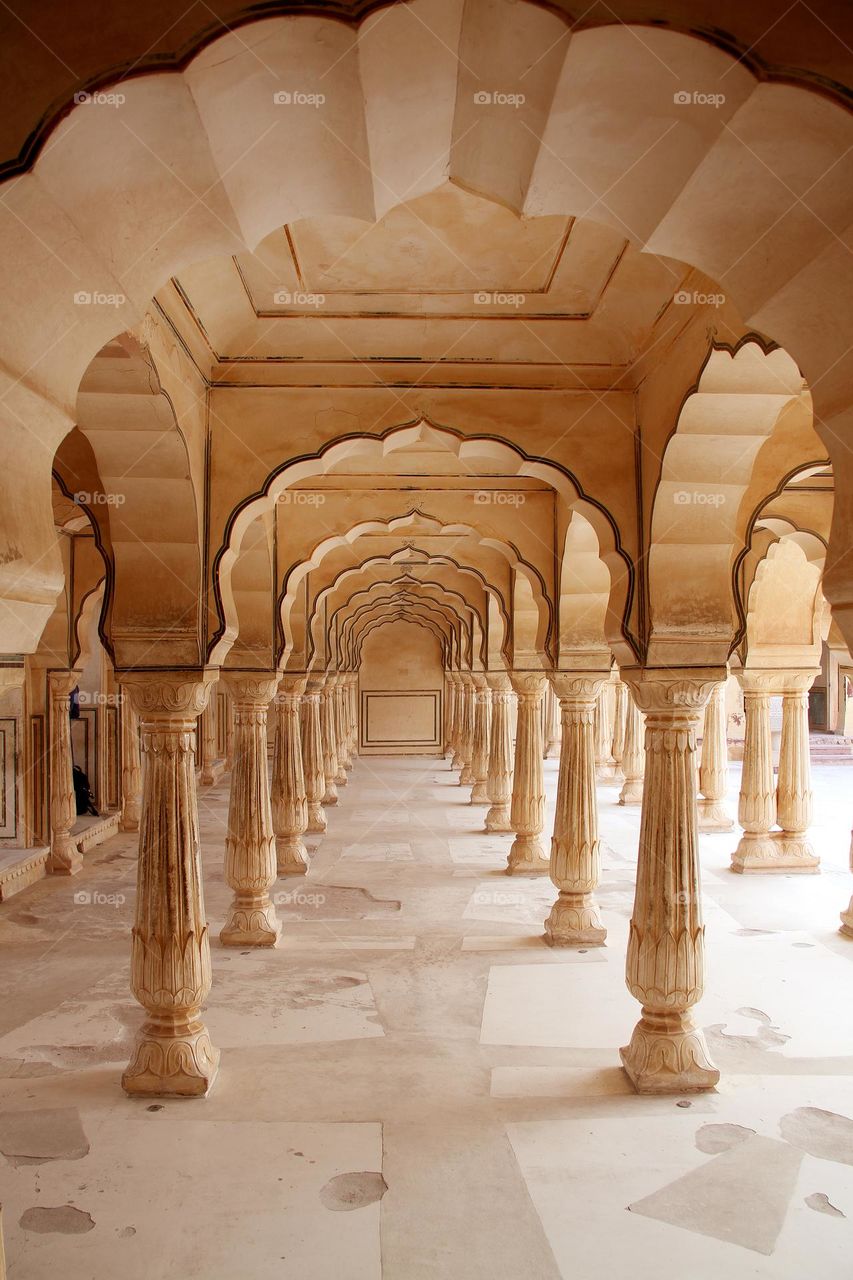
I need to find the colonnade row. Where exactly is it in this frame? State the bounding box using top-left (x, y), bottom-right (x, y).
top-left (35, 663), bottom-right (853, 1101)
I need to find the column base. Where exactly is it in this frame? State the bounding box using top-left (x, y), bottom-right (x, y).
top-left (840, 896), bottom-right (853, 937)
top-left (220, 900), bottom-right (281, 947)
top-left (485, 804), bottom-right (512, 832)
top-left (544, 893), bottom-right (606, 946)
top-left (322, 783), bottom-right (338, 805)
top-left (450, 751), bottom-right (464, 770)
top-left (731, 831), bottom-right (819, 873)
top-left (306, 804), bottom-right (327, 834)
top-left (344, 758), bottom-right (354, 771)
top-left (620, 1008), bottom-right (720, 1095)
top-left (122, 1022), bottom-right (220, 1098)
top-left (595, 762), bottom-right (616, 781)
top-left (48, 835), bottom-right (83, 876)
top-left (618, 779), bottom-right (643, 805)
top-left (200, 760), bottom-right (225, 786)
top-left (470, 781), bottom-right (489, 803)
top-left (506, 836), bottom-right (549, 875)
top-left (277, 837), bottom-right (309, 876)
top-left (697, 798), bottom-right (734, 831)
top-left (459, 764), bottom-right (474, 785)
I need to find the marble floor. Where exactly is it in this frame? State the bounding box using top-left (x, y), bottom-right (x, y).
top-left (1, 754), bottom-right (852, 1278)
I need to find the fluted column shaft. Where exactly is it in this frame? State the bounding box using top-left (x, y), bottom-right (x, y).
top-left (301, 680), bottom-right (327, 833)
top-left (121, 671), bottom-right (219, 1098)
top-left (199, 686), bottom-right (218, 785)
top-left (272, 675), bottom-right (309, 875)
top-left (544, 684), bottom-right (560, 759)
top-left (545, 674), bottom-right (608, 946)
top-left (339, 674), bottom-right (354, 770)
top-left (333, 675), bottom-right (348, 783)
top-left (732, 674), bottom-right (778, 872)
top-left (444, 674), bottom-right (455, 756)
top-left (611, 678), bottom-right (627, 780)
top-left (320, 677), bottom-right (339, 805)
top-left (594, 683), bottom-right (616, 780)
top-left (459, 675), bottom-right (476, 785)
top-left (48, 670), bottom-right (81, 875)
top-left (620, 669), bottom-right (721, 1095)
top-left (119, 686), bottom-right (142, 832)
top-left (619, 691), bottom-right (645, 805)
top-left (485, 674), bottom-right (513, 832)
top-left (507, 671), bottom-right (549, 874)
top-left (774, 672), bottom-right (819, 871)
top-left (220, 674), bottom-right (281, 948)
top-left (470, 677), bottom-right (491, 803)
top-left (224, 691), bottom-right (235, 771)
top-left (698, 681), bottom-right (734, 831)
top-left (450, 674), bottom-right (465, 770)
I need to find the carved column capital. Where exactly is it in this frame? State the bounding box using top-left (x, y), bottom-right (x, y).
top-left (123, 669), bottom-right (216, 723)
top-left (622, 667), bottom-right (723, 722)
top-left (48, 668), bottom-right (81, 699)
top-left (510, 670), bottom-right (547, 701)
top-left (279, 674), bottom-right (307, 698)
top-left (485, 671), bottom-right (512, 694)
top-left (220, 671), bottom-right (279, 709)
top-left (551, 671), bottom-right (609, 706)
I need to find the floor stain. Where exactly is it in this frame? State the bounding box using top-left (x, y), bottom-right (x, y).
top-left (695, 1123), bottom-right (756, 1154)
top-left (19, 1205), bottom-right (95, 1234)
top-left (319, 1171), bottom-right (388, 1212)
top-left (805, 1192), bottom-right (845, 1217)
top-left (0, 1106), bottom-right (89, 1165)
top-left (780, 1107), bottom-right (853, 1166)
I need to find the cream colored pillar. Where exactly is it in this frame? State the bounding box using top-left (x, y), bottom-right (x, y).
top-left (485, 673), bottom-right (513, 832)
top-left (450, 673), bottom-right (465, 770)
top-left (346, 672), bottom-right (358, 760)
top-left (339, 673), bottom-right (354, 771)
top-left (121, 671), bottom-right (219, 1097)
top-left (594, 683), bottom-right (616, 780)
top-left (545, 673), bottom-right (608, 946)
top-left (544, 683), bottom-right (560, 759)
top-left (459, 674), bottom-right (476, 785)
top-left (333, 674), bottom-right (349, 784)
top-left (444, 673), bottom-right (455, 756)
top-left (619, 691), bottom-right (645, 805)
top-left (199, 684), bottom-right (218, 785)
top-left (611, 677), bottom-right (627, 781)
top-left (469, 675), bottom-right (491, 803)
top-left (224, 689), bottom-right (235, 771)
top-left (272, 675), bottom-right (309, 876)
top-left (697, 680), bottom-right (734, 831)
top-left (220, 674), bottom-right (281, 948)
top-left (507, 671), bottom-right (549, 874)
top-left (48, 670), bottom-right (81, 876)
top-left (731, 673), bottom-right (778, 872)
top-left (320, 676), bottom-right (339, 806)
top-left (840, 836), bottom-right (853, 935)
top-left (773, 671), bottom-right (819, 871)
top-left (620, 669), bottom-right (720, 1095)
top-left (301, 678), bottom-right (327, 833)
top-left (119, 686), bottom-right (142, 832)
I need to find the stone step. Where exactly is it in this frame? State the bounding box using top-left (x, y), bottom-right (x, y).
top-left (72, 811), bottom-right (120, 855)
top-left (0, 846), bottom-right (49, 901)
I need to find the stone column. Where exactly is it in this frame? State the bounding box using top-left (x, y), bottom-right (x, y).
top-left (339, 674), bottom-right (354, 771)
top-left (620, 668), bottom-right (721, 1095)
top-left (611, 677), bottom-right (627, 781)
top-left (698, 680), bottom-right (734, 831)
top-left (332, 674), bottom-right (348, 784)
top-left (220, 674), bottom-right (281, 947)
top-left (272, 675), bottom-right (309, 876)
top-left (841, 835), bottom-right (853, 936)
top-left (350, 673), bottom-right (359, 757)
top-left (773, 671), bottom-right (819, 871)
top-left (731, 673), bottom-right (778, 872)
top-left (48, 670), bottom-right (81, 875)
top-left (121, 671), bottom-right (219, 1097)
top-left (119, 686), bottom-right (142, 832)
top-left (544, 683), bottom-right (560, 759)
top-left (224, 690), bottom-right (235, 771)
top-left (450, 673), bottom-right (465, 770)
top-left (199, 684), bottom-right (218, 785)
top-left (545, 673), bottom-right (608, 946)
top-left (619, 691), bottom-right (645, 805)
top-left (594, 683), bottom-right (616, 780)
top-left (485, 673), bottom-right (513, 832)
top-left (469, 675), bottom-right (491, 803)
top-left (507, 671), bottom-right (549, 874)
top-left (319, 676), bottom-right (339, 805)
top-left (444, 673), bottom-right (455, 756)
top-left (301, 678), bottom-right (327, 833)
top-left (459, 674), bottom-right (476, 785)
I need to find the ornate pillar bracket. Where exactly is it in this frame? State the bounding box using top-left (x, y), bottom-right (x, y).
top-left (272, 674), bottom-right (309, 876)
top-left (545, 672), bottom-right (608, 946)
top-left (774, 669), bottom-right (820, 872)
top-left (48, 670), bottom-right (82, 876)
top-left (469, 674), bottom-right (491, 803)
top-left (697, 679), bottom-right (734, 831)
top-left (485, 672), bottom-right (513, 832)
top-left (220, 673), bottom-right (281, 947)
top-left (619, 688), bottom-right (645, 806)
top-left (302, 676), bottom-right (327, 833)
top-left (120, 669), bottom-right (220, 1098)
top-left (507, 671), bottom-right (549, 874)
top-left (119, 684), bottom-right (142, 832)
top-left (619, 668), bottom-right (722, 1096)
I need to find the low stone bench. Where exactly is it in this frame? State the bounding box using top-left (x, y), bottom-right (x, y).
top-left (0, 846), bottom-right (49, 901)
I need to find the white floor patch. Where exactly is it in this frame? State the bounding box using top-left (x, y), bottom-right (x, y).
top-left (280, 935), bottom-right (416, 951)
top-left (464, 879), bottom-right (557, 926)
top-left (340, 842), bottom-right (414, 861)
top-left (448, 839), bottom-right (511, 867)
